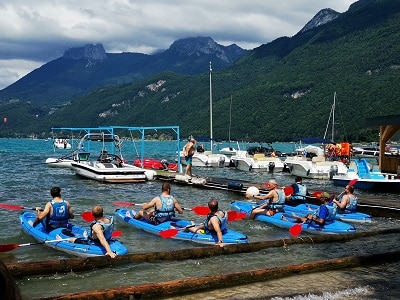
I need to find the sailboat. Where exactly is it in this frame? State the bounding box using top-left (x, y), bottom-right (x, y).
top-left (179, 62), bottom-right (230, 167)
top-left (284, 92), bottom-right (349, 179)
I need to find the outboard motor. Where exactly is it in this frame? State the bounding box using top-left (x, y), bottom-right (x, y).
top-left (268, 162), bottom-right (275, 172)
top-left (218, 156), bottom-right (225, 168)
top-left (329, 165), bottom-right (339, 179)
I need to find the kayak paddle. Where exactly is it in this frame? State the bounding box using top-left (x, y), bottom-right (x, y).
top-left (313, 178), bottom-right (359, 199)
top-left (261, 185), bottom-right (294, 196)
top-left (159, 224), bottom-right (196, 238)
top-left (0, 203), bottom-right (39, 211)
top-left (0, 238), bottom-right (72, 252)
top-left (112, 201), bottom-right (211, 216)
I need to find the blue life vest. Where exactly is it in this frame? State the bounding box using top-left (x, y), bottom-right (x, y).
top-left (315, 202), bottom-right (336, 225)
top-left (47, 200), bottom-right (69, 228)
top-left (90, 216), bottom-right (114, 240)
top-left (345, 196), bottom-right (358, 212)
top-left (269, 189), bottom-right (286, 210)
top-left (155, 195), bottom-right (175, 219)
top-left (291, 183), bottom-right (307, 202)
top-left (204, 210), bottom-right (228, 233)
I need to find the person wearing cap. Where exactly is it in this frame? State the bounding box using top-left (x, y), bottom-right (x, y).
top-left (285, 176), bottom-right (309, 206)
top-left (333, 185), bottom-right (358, 213)
top-left (294, 192), bottom-right (336, 226)
top-left (247, 179), bottom-right (286, 219)
top-left (183, 138), bottom-right (196, 178)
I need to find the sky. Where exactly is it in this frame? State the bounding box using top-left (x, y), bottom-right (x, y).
top-left (0, 0), bottom-right (357, 90)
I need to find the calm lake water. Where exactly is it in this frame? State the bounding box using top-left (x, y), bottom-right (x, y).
top-left (0, 138), bottom-right (399, 299)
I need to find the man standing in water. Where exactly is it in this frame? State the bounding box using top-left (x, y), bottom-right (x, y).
top-left (183, 138), bottom-right (196, 178)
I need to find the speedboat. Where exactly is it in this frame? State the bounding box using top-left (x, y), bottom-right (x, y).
top-left (179, 150), bottom-right (230, 167)
top-left (115, 208), bottom-right (248, 245)
top-left (45, 150), bottom-right (91, 168)
top-left (70, 133), bottom-right (155, 183)
top-left (230, 150), bottom-right (285, 172)
top-left (332, 158), bottom-right (400, 191)
top-left (285, 145), bottom-right (348, 179)
top-left (20, 212), bottom-right (128, 257)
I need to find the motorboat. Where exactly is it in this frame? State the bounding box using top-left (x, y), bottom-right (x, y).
top-left (179, 149), bottom-right (230, 167)
top-left (332, 158), bottom-right (400, 191)
top-left (70, 133), bottom-right (155, 183)
top-left (230, 150), bottom-right (285, 172)
top-left (53, 138), bottom-right (72, 149)
top-left (45, 150), bottom-right (90, 168)
top-left (285, 144), bottom-right (348, 179)
top-left (133, 158), bottom-right (178, 172)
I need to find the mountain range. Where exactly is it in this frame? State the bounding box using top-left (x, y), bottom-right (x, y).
top-left (1, 0), bottom-right (399, 142)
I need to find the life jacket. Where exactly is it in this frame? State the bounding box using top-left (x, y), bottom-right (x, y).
top-left (269, 189), bottom-right (286, 210)
top-left (345, 195), bottom-right (358, 212)
top-left (155, 195), bottom-right (175, 219)
top-left (204, 210), bottom-right (228, 233)
top-left (291, 183), bottom-right (307, 202)
top-left (47, 200), bottom-right (69, 228)
top-left (90, 216), bottom-right (114, 240)
top-left (315, 202), bottom-right (336, 225)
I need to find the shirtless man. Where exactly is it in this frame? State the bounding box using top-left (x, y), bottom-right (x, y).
top-left (183, 138), bottom-right (196, 177)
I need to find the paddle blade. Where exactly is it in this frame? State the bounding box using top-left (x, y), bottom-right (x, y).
top-left (227, 211), bottom-right (237, 222)
top-left (284, 186), bottom-right (294, 196)
top-left (235, 212), bottom-right (247, 220)
top-left (0, 244), bottom-right (19, 252)
top-left (192, 206), bottom-right (210, 216)
top-left (112, 230), bottom-right (122, 238)
top-left (159, 229), bottom-right (179, 238)
top-left (0, 203), bottom-right (27, 211)
top-left (349, 179), bottom-right (358, 186)
top-left (113, 201), bottom-right (136, 207)
top-left (81, 211), bottom-right (94, 222)
top-left (289, 223), bottom-right (303, 238)
top-left (313, 191), bottom-right (322, 199)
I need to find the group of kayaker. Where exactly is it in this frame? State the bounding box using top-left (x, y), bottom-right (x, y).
top-left (246, 176), bottom-right (358, 227)
top-left (33, 186), bottom-right (117, 258)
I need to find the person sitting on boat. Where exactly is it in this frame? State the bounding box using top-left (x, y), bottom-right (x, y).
top-left (197, 144), bottom-right (205, 153)
top-left (247, 179), bottom-right (286, 219)
top-left (72, 205), bottom-right (117, 258)
top-left (134, 182), bottom-right (184, 224)
top-left (185, 198), bottom-right (227, 248)
top-left (33, 186), bottom-right (74, 231)
top-left (332, 185), bottom-right (358, 213)
top-left (293, 192), bottom-right (336, 227)
top-left (285, 176), bottom-right (310, 206)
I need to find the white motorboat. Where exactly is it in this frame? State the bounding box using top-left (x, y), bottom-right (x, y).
top-left (230, 150), bottom-right (285, 172)
top-left (70, 133), bottom-right (154, 183)
top-left (53, 138), bottom-right (72, 149)
top-left (45, 150), bottom-right (90, 168)
top-left (179, 150), bottom-right (230, 167)
top-left (332, 158), bottom-right (400, 191)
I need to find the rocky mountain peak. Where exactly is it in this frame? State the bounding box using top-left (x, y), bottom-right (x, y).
top-left (299, 8), bottom-right (340, 34)
top-left (63, 43), bottom-right (107, 61)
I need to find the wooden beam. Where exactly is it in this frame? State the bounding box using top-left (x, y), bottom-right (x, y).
top-left (6, 228), bottom-right (400, 278)
top-left (38, 249), bottom-right (400, 300)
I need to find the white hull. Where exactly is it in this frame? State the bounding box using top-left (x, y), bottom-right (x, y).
top-left (71, 161), bottom-right (149, 183)
top-left (179, 151), bottom-right (230, 167)
top-left (45, 157), bottom-right (75, 168)
top-left (285, 156), bottom-right (348, 180)
top-left (230, 151), bottom-right (285, 172)
top-left (53, 139), bottom-right (72, 149)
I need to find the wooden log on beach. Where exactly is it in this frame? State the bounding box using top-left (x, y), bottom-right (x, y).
top-left (38, 249), bottom-right (400, 300)
top-left (7, 228), bottom-right (400, 278)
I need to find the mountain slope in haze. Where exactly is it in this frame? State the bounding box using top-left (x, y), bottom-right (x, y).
top-left (0, 37), bottom-right (247, 106)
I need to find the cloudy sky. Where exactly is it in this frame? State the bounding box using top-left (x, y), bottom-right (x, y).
top-left (0, 0), bottom-right (356, 90)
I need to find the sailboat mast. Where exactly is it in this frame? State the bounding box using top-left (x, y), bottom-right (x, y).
top-left (332, 92), bottom-right (336, 143)
top-left (209, 61), bottom-right (213, 151)
top-left (229, 95), bottom-right (232, 145)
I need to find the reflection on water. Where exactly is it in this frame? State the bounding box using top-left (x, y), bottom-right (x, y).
top-left (0, 139), bottom-right (399, 299)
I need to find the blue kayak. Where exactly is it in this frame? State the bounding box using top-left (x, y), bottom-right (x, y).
top-left (230, 201), bottom-right (356, 235)
top-left (115, 208), bottom-right (249, 245)
top-left (20, 212), bottom-right (128, 257)
top-left (284, 203), bottom-right (372, 223)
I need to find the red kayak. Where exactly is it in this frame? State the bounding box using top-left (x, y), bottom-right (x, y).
top-left (133, 158), bottom-right (178, 172)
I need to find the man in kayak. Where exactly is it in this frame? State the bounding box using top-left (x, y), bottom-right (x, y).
top-left (293, 192), bottom-right (336, 226)
top-left (134, 182), bottom-right (184, 224)
top-left (33, 186), bottom-right (74, 231)
top-left (332, 185), bottom-right (358, 213)
top-left (247, 179), bottom-right (286, 219)
top-left (183, 138), bottom-right (196, 178)
top-left (285, 176), bottom-right (310, 206)
top-left (71, 205), bottom-right (117, 258)
top-left (185, 198), bottom-right (227, 247)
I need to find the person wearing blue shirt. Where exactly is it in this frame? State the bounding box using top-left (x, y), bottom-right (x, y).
top-left (285, 176), bottom-right (309, 206)
top-left (294, 192), bottom-right (336, 226)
